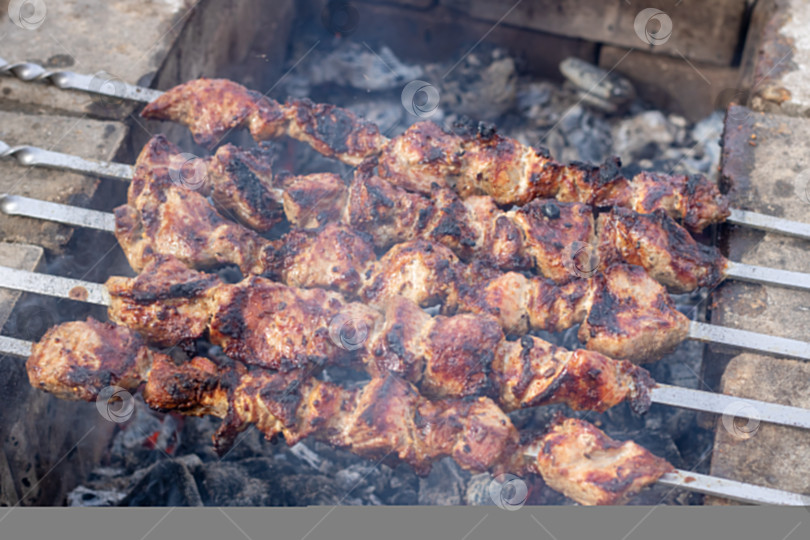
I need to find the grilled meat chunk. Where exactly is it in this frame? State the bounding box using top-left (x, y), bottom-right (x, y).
top-left (27, 318), bottom-right (152, 401)
top-left (142, 78), bottom-right (386, 164)
top-left (526, 416), bottom-right (674, 505)
top-left (598, 207), bottom-right (727, 293)
top-left (494, 336), bottom-right (654, 414)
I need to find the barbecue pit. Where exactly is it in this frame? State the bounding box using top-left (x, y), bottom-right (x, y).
top-left (1, 0), bottom-right (809, 508)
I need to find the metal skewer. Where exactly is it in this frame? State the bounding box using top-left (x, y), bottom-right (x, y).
top-left (5, 144), bottom-right (810, 292)
top-left (3, 60), bottom-right (810, 243)
top-left (520, 445), bottom-right (810, 506)
top-left (0, 335), bottom-right (803, 507)
top-left (3, 198), bottom-right (810, 361)
top-left (3, 266), bottom-right (810, 431)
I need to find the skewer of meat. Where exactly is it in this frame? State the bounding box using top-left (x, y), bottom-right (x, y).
top-left (140, 78), bottom-right (728, 232)
top-left (7, 257), bottom-right (810, 429)
top-left (118, 135), bottom-right (810, 295)
top-left (17, 318), bottom-right (810, 505)
top-left (3, 134), bottom-right (808, 295)
top-left (102, 255), bottom-right (655, 412)
top-left (3, 68), bottom-right (809, 240)
top-left (22, 316), bottom-right (673, 505)
top-left (4, 137), bottom-right (810, 362)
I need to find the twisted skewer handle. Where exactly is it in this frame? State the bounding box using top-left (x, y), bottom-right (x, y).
top-left (0, 58), bottom-right (163, 103)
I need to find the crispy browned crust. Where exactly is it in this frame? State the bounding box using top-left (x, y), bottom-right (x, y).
top-left (493, 336), bottom-right (654, 414)
top-left (578, 264), bottom-right (691, 362)
top-left (526, 415), bottom-right (674, 505)
top-left (205, 143), bottom-right (284, 232)
top-left (106, 256), bottom-right (221, 347)
top-left (598, 207), bottom-right (728, 293)
top-left (282, 173), bottom-right (348, 230)
top-left (26, 318), bottom-right (152, 401)
top-left (142, 79), bottom-right (386, 165)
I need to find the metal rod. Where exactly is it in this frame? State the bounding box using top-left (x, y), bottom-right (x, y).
top-left (0, 140), bottom-right (134, 180)
top-left (651, 384), bottom-right (810, 430)
top-left (0, 266), bottom-right (110, 306)
top-left (0, 194), bottom-right (115, 232)
top-left (3, 197), bottom-right (810, 361)
top-left (4, 59), bottom-right (810, 245)
top-left (3, 265), bottom-right (810, 431)
top-left (0, 58), bottom-right (164, 103)
top-left (728, 208), bottom-right (810, 242)
top-left (0, 335), bottom-right (32, 358)
top-left (656, 470), bottom-right (810, 506)
top-left (2, 334), bottom-right (803, 507)
top-left (725, 261), bottom-right (810, 293)
top-left (689, 321), bottom-right (810, 361)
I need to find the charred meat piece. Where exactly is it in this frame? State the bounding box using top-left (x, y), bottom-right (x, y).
top-left (525, 415), bottom-right (674, 505)
top-left (26, 318), bottom-right (152, 401)
top-left (598, 207), bottom-right (728, 293)
top-left (578, 264), bottom-right (690, 361)
top-left (494, 336), bottom-right (654, 414)
top-left (142, 78), bottom-right (386, 165)
top-left (203, 143), bottom-right (284, 232)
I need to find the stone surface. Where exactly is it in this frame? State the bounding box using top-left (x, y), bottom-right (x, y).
top-left (439, 0), bottom-right (747, 66)
top-left (0, 111), bottom-right (127, 251)
top-left (599, 46), bottom-right (740, 122)
top-left (0, 243), bottom-right (42, 330)
top-left (708, 106), bottom-right (810, 503)
top-left (340, 1), bottom-right (598, 82)
top-left (0, 0), bottom-right (191, 119)
top-left (744, 0), bottom-right (810, 118)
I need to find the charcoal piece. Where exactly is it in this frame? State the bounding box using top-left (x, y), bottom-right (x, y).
top-left (418, 457), bottom-right (468, 506)
top-left (121, 459), bottom-right (202, 506)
